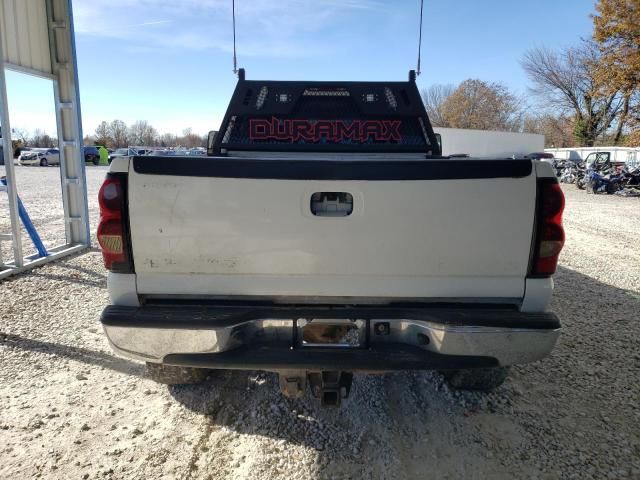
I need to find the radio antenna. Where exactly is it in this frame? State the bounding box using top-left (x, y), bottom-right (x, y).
top-left (416, 0), bottom-right (424, 76)
top-left (232, 0), bottom-right (238, 75)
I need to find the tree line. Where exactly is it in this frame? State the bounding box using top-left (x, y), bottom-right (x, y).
top-left (88, 120), bottom-right (209, 149)
top-left (10, 128), bottom-right (58, 149)
top-left (16, 1), bottom-right (638, 151)
top-left (14, 121), bottom-right (210, 150)
top-left (423, 0), bottom-right (639, 148)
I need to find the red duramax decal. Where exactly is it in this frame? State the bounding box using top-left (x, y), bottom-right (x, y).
top-left (249, 117), bottom-right (402, 143)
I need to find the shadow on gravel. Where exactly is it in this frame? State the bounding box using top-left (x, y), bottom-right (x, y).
top-left (168, 369), bottom-right (398, 450)
top-left (0, 332), bottom-right (144, 378)
top-left (27, 272), bottom-right (107, 288)
top-left (55, 260), bottom-right (107, 280)
top-left (25, 271), bottom-right (105, 288)
top-left (4, 252), bottom-right (107, 287)
top-left (552, 266), bottom-right (639, 326)
top-left (167, 369), bottom-right (488, 478)
top-left (164, 265), bottom-right (640, 475)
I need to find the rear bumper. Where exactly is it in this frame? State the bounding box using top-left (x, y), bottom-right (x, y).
top-left (100, 305), bottom-right (561, 370)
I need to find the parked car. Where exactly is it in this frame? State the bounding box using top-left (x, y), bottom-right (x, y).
top-left (83, 146), bottom-right (100, 165)
top-left (19, 148), bottom-right (60, 166)
top-left (528, 152), bottom-right (554, 162)
top-left (148, 149), bottom-right (178, 156)
top-left (98, 72), bottom-right (565, 406)
top-left (14, 146), bottom-right (30, 158)
top-left (108, 148), bottom-right (139, 164)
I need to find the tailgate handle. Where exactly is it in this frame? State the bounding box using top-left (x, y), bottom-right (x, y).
top-left (310, 192), bottom-right (353, 217)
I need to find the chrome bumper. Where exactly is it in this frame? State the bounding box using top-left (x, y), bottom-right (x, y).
top-left (101, 305), bottom-right (560, 369)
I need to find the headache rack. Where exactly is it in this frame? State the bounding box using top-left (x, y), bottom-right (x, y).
top-left (209, 69), bottom-right (441, 156)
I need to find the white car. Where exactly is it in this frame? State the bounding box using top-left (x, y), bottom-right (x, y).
top-left (19, 148), bottom-right (60, 166)
top-left (108, 148), bottom-right (139, 164)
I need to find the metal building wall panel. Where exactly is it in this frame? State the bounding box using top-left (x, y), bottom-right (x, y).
top-left (27, 0), bottom-right (52, 72)
top-left (0, 0), bottom-right (18, 63)
top-left (0, 0), bottom-right (52, 75)
top-left (0, 0), bottom-right (89, 279)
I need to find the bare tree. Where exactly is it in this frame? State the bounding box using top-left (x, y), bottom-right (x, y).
top-left (155, 128), bottom-right (209, 149)
top-left (89, 119), bottom-right (210, 149)
top-left (626, 91), bottom-right (640, 146)
top-left (30, 129), bottom-right (56, 148)
top-left (128, 120), bottom-right (158, 146)
top-left (440, 79), bottom-right (524, 132)
top-left (523, 114), bottom-right (575, 148)
top-left (94, 121), bottom-right (111, 147)
top-left (421, 84), bottom-right (454, 127)
top-left (142, 125), bottom-right (158, 146)
top-left (521, 42), bottom-right (623, 146)
top-left (109, 120), bottom-right (129, 148)
top-left (12, 128), bottom-right (29, 146)
top-left (177, 128), bottom-right (203, 148)
top-left (611, 93), bottom-right (632, 144)
top-left (159, 132), bottom-right (177, 147)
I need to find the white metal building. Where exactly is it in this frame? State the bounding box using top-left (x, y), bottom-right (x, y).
top-left (0, 0), bottom-right (90, 279)
top-left (434, 127), bottom-right (544, 158)
top-left (544, 147), bottom-right (640, 168)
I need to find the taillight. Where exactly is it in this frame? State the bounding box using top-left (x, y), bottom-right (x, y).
top-left (530, 179), bottom-right (565, 276)
top-left (97, 173), bottom-right (133, 272)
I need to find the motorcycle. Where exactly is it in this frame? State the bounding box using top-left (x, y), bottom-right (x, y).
top-left (560, 161), bottom-right (579, 184)
top-left (551, 159), bottom-right (566, 178)
top-left (619, 166), bottom-right (640, 189)
top-left (586, 163), bottom-right (622, 194)
top-left (574, 162), bottom-right (587, 190)
top-left (585, 157), bottom-right (621, 194)
top-left (586, 169), bottom-right (608, 194)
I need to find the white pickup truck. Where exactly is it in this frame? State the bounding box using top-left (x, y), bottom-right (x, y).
top-left (98, 71), bottom-right (564, 405)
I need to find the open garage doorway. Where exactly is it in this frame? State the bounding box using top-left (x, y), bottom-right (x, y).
top-left (0, 0), bottom-right (90, 279)
top-left (0, 71), bottom-right (65, 264)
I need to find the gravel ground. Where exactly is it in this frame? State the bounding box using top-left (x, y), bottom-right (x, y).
top-left (0, 164), bottom-right (106, 263)
top-left (0, 169), bottom-right (639, 479)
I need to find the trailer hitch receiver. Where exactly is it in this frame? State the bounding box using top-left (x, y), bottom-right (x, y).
top-left (308, 371), bottom-right (353, 407)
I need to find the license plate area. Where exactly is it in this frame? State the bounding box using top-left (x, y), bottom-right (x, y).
top-left (298, 319), bottom-right (366, 348)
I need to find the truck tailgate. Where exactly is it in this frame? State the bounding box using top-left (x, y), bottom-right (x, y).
top-left (127, 157), bottom-right (536, 300)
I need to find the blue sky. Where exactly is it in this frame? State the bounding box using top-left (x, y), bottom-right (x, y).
top-left (6, 0), bottom-right (596, 137)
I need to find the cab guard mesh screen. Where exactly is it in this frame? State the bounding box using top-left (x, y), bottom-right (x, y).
top-left (211, 70), bottom-right (440, 155)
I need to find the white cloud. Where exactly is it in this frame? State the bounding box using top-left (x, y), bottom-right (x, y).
top-left (126, 20), bottom-right (172, 28)
top-left (73, 0), bottom-right (381, 57)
